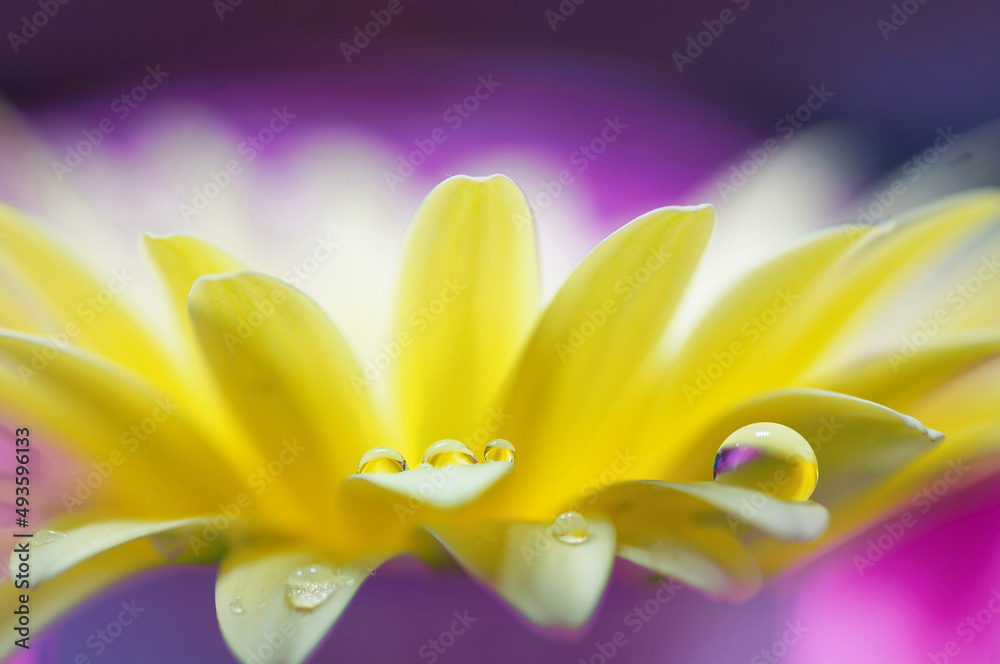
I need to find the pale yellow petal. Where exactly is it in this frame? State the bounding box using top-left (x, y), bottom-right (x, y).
top-left (1, 541), bottom-right (161, 660)
top-left (487, 205), bottom-right (714, 519)
top-left (428, 519), bottom-right (616, 629)
top-left (392, 175), bottom-right (539, 462)
top-left (813, 330), bottom-right (1000, 410)
top-left (346, 461), bottom-right (512, 511)
top-left (0, 202), bottom-right (181, 389)
top-left (0, 331), bottom-right (244, 516)
top-left (9, 518), bottom-right (205, 585)
top-left (215, 546), bottom-right (386, 664)
top-left (641, 190), bottom-right (1000, 473)
top-left (188, 272), bottom-right (384, 542)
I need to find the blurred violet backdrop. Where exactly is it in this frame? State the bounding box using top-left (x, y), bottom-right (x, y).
top-left (2, 0), bottom-right (1000, 662)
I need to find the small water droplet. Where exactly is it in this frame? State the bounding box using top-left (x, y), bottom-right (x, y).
top-left (357, 447), bottom-right (408, 474)
top-left (31, 529), bottom-right (65, 546)
top-left (713, 422), bottom-right (818, 501)
top-left (229, 595), bottom-right (245, 614)
top-left (483, 439), bottom-right (516, 463)
top-left (552, 512), bottom-right (588, 545)
top-left (285, 565), bottom-right (338, 610)
top-left (422, 440), bottom-right (477, 468)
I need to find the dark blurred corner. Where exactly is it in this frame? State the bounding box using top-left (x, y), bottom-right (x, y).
top-left (0, 0), bottom-right (997, 171)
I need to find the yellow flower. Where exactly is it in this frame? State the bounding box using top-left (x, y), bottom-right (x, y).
top-left (2, 175), bottom-right (1000, 663)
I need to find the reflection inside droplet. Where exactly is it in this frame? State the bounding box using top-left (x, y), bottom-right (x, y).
top-left (713, 422), bottom-right (818, 501)
top-left (422, 440), bottom-right (477, 468)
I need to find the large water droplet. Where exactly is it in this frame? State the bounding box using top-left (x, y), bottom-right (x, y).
top-left (31, 529), bottom-right (65, 546)
top-left (229, 595), bottom-right (245, 614)
top-left (422, 440), bottom-right (477, 468)
top-left (285, 565), bottom-right (338, 610)
top-left (357, 447), bottom-right (408, 474)
top-left (552, 511), bottom-right (588, 545)
top-left (713, 422), bottom-right (818, 501)
top-left (483, 439), bottom-right (516, 463)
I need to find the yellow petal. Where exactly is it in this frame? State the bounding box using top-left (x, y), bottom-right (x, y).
top-left (9, 518), bottom-right (204, 585)
top-left (642, 190), bottom-right (1000, 473)
top-left (813, 330), bottom-right (1000, 411)
top-left (668, 389), bottom-right (943, 573)
top-left (346, 461), bottom-right (512, 511)
top-left (618, 534), bottom-right (760, 601)
top-left (392, 175), bottom-right (539, 462)
top-left (0, 202), bottom-right (181, 389)
top-left (141, 233), bottom-right (243, 346)
top-left (489, 205), bottom-right (714, 518)
top-left (1, 541), bottom-right (161, 660)
top-left (0, 331), bottom-right (243, 515)
top-left (428, 519), bottom-right (616, 629)
top-left (188, 272), bottom-right (384, 540)
top-left (215, 546), bottom-right (386, 664)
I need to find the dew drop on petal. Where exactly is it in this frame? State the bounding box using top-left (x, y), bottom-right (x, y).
top-left (31, 529), bottom-right (65, 546)
top-left (552, 511), bottom-right (588, 545)
top-left (422, 440), bottom-right (477, 468)
top-left (357, 447), bottom-right (408, 474)
top-left (483, 439), bottom-right (516, 463)
top-left (229, 595), bottom-right (245, 614)
top-left (713, 422), bottom-right (818, 501)
top-left (285, 565), bottom-right (338, 610)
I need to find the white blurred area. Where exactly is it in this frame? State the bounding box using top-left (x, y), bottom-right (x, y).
top-left (3, 97), bottom-right (1000, 384)
top-left (0, 101), bottom-right (600, 397)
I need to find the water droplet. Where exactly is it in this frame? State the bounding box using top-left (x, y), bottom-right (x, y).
top-left (713, 422), bottom-right (818, 501)
top-left (357, 447), bottom-right (407, 474)
top-left (552, 511), bottom-right (588, 545)
top-left (285, 565), bottom-right (338, 610)
top-left (31, 529), bottom-right (65, 546)
top-left (229, 595), bottom-right (245, 614)
top-left (483, 439), bottom-right (516, 463)
top-left (422, 440), bottom-right (477, 468)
